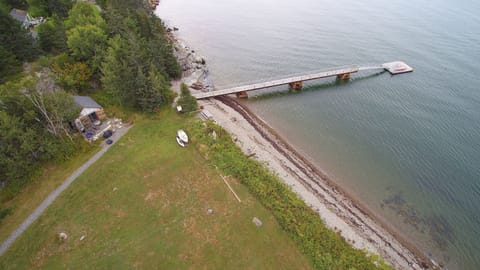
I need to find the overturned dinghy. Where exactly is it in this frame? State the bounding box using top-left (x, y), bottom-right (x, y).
top-left (176, 129), bottom-right (188, 147)
top-left (176, 136), bottom-right (185, 147)
top-left (177, 130), bottom-right (188, 143)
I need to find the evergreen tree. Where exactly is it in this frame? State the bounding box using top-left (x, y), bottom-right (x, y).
top-left (0, 9), bottom-right (38, 61)
top-left (101, 35), bottom-right (136, 107)
top-left (106, 0), bottom-right (144, 10)
top-left (0, 111), bottom-right (42, 187)
top-left (135, 65), bottom-right (174, 112)
top-left (177, 83), bottom-right (198, 113)
top-left (49, 0), bottom-right (75, 18)
top-left (64, 1), bottom-right (105, 30)
top-left (65, 2), bottom-right (107, 72)
top-left (148, 65), bottom-right (175, 106)
top-left (0, 9), bottom-right (38, 80)
top-left (27, 0), bottom-right (73, 18)
top-left (4, 0), bottom-right (28, 9)
top-left (26, 0), bottom-right (47, 17)
top-left (37, 15), bottom-right (67, 53)
top-left (0, 45), bottom-right (21, 82)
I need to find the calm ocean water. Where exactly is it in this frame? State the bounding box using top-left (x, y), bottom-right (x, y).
top-left (157, 0), bottom-right (480, 268)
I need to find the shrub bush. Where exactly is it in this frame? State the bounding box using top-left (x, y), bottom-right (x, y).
top-left (177, 83), bottom-right (198, 113)
top-left (0, 207), bottom-right (12, 225)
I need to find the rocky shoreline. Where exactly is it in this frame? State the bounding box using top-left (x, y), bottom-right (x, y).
top-left (166, 29), bottom-right (213, 93)
top-left (166, 26), bottom-right (439, 270)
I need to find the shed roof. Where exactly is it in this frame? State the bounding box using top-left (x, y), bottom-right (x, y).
top-left (9, 8), bottom-right (28, 22)
top-left (73, 96), bottom-right (102, 109)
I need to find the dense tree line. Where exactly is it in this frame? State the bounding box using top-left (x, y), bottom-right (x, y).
top-left (1, 0), bottom-right (27, 10)
top-left (0, 1), bottom-right (89, 193)
top-left (26, 0), bottom-right (73, 18)
top-left (36, 15), bottom-right (67, 53)
top-left (1, 0), bottom-right (180, 192)
top-left (0, 77), bottom-right (80, 195)
top-left (2, 0), bottom-right (180, 100)
top-left (100, 0), bottom-right (181, 111)
top-left (0, 0), bottom-right (70, 80)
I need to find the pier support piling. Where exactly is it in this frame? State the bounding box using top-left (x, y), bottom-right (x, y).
top-left (336, 73), bottom-right (351, 80)
top-left (289, 81), bottom-right (303, 91)
top-left (236, 91), bottom-right (248, 98)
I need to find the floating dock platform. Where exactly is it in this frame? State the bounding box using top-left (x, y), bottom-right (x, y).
top-left (382, 61), bottom-right (414, 75)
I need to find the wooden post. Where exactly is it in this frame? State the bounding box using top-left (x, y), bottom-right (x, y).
top-left (236, 91), bottom-right (248, 98)
top-left (336, 73), bottom-right (351, 80)
top-left (289, 81), bottom-right (303, 91)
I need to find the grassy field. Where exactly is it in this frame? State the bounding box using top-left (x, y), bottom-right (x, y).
top-left (0, 146), bottom-right (100, 244)
top-left (0, 111), bottom-right (312, 269)
top-left (188, 119), bottom-right (388, 270)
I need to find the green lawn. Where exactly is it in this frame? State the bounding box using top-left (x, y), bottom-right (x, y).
top-left (0, 111), bottom-right (312, 269)
top-left (0, 146), bottom-right (100, 244)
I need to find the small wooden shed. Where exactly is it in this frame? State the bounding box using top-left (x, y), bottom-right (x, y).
top-left (73, 96), bottom-right (106, 131)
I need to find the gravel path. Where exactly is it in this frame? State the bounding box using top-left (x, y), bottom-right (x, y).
top-left (0, 125), bottom-right (132, 256)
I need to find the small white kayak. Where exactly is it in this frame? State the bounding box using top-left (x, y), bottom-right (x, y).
top-left (177, 129), bottom-right (188, 143)
top-left (176, 136), bottom-right (185, 147)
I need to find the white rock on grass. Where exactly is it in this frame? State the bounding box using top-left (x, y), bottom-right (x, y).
top-left (252, 217), bottom-right (263, 227)
top-left (210, 131), bottom-right (217, 141)
top-left (58, 232), bottom-right (68, 240)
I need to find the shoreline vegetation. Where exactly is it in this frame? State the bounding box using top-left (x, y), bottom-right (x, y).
top-left (187, 115), bottom-right (388, 269)
top-left (214, 96), bottom-right (431, 268)
top-left (166, 21), bottom-right (438, 270)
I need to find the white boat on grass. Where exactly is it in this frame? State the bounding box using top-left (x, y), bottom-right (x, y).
top-left (176, 129), bottom-right (188, 147)
top-left (176, 136), bottom-right (185, 147)
top-left (177, 129), bottom-right (188, 143)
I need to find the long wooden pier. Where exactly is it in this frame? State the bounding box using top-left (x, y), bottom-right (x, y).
top-left (192, 61), bottom-right (412, 99)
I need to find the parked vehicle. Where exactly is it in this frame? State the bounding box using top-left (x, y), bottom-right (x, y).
top-left (103, 130), bottom-right (113, 138)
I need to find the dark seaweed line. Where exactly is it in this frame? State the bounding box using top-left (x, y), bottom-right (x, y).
top-left (215, 96), bottom-right (434, 269)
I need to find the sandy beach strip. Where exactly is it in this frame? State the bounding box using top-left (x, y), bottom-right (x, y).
top-left (168, 31), bottom-right (438, 269)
